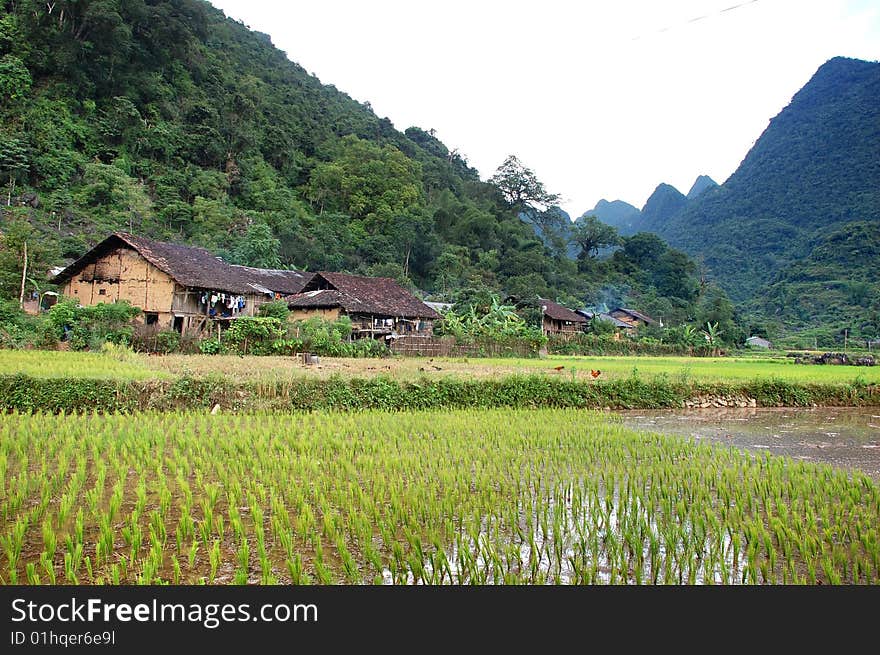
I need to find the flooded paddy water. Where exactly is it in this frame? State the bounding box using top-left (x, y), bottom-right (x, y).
top-left (617, 406), bottom-right (880, 481)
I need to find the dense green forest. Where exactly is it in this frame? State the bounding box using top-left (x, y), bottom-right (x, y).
top-left (0, 0), bottom-right (741, 342)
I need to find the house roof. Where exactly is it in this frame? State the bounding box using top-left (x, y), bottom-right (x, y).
top-left (51, 232), bottom-right (308, 296)
top-left (576, 310), bottom-right (630, 329)
top-left (746, 336), bottom-right (773, 347)
top-left (610, 307), bottom-right (657, 324)
top-left (424, 301), bottom-right (454, 314)
top-left (538, 298), bottom-right (587, 323)
top-left (229, 265), bottom-right (312, 295)
top-left (286, 272), bottom-right (440, 319)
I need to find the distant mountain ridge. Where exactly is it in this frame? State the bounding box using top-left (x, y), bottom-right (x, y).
top-left (687, 175), bottom-right (718, 200)
top-left (580, 175), bottom-right (714, 237)
top-left (579, 56), bottom-right (880, 331)
top-left (654, 56), bottom-right (880, 314)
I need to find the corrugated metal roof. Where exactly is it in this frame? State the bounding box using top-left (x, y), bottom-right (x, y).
top-left (576, 310), bottom-right (631, 329)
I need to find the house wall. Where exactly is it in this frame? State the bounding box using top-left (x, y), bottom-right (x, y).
top-left (609, 311), bottom-right (644, 328)
top-left (289, 307), bottom-right (342, 322)
top-left (543, 316), bottom-right (582, 335)
top-left (62, 247), bottom-right (177, 328)
top-left (350, 315), bottom-right (433, 335)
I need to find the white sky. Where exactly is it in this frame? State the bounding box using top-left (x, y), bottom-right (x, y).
top-left (208, 0), bottom-right (879, 218)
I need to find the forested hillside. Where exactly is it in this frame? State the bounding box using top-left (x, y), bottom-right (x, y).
top-left (652, 57), bottom-right (880, 335)
top-left (0, 0), bottom-right (737, 338)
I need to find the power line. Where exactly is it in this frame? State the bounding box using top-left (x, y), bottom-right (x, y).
top-left (632, 0), bottom-right (762, 40)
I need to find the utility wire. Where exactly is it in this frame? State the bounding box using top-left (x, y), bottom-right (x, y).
top-left (632, 0), bottom-right (762, 40)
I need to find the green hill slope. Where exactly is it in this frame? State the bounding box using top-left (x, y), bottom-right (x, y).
top-left (655, 57), bottom-right (880, 313)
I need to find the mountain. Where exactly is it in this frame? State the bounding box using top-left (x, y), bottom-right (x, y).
top-left (653, 56), bottom-right (880, 312)
top-left (686, 175), bottom-right (718, 200)
top-left (762, 221), bottom-right (880, 334)
top-left (639, 183), bottom-right (689, 229)
top-left (578, 199), bottom-right (640, 236)
top-left (583, 175), bottom-right (715, 237)
top-left (520, 207), bottom-right (578, 258)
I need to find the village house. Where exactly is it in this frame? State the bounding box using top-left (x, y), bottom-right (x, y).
top-left (286, 272), bottom-right (440, 339)
top-left (608, 307), bottom-right (657, 331)
top-left (576, 309), bottom-right (631, 338)
top-left (50, 232), bottom-right (310, 333)
top-left (538, 298), bottom-right (587, 336)
top-left (745, 336), bottom-right (773, 349)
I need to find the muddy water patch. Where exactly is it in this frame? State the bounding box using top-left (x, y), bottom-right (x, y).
top-left (617, 407), bottom-right (880, 480)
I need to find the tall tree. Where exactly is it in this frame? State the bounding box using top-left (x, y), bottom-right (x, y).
top-left (570, 215), bottom-right (620, 261)
top-left (489, 155), bottom-right (560, 215)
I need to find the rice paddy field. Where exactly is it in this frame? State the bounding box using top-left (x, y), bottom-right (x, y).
top-left (0, 350), bottom-right (171, 381)
top-left (2, 350), bottom-right (878, 385)
top-left (2, 409), bottom-right (878, 585)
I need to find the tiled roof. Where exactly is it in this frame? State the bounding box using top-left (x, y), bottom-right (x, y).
top-left (287, 272), bottom-right (440, 319)
top-left (539, 298), bottom-right (587, 323)
top-left (51, 232), bottom-right (308, 296)
top-left (611, 307), bottom-right (657, 324)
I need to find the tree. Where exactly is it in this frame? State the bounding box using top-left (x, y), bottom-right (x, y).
top-left (652, 250), bottom-right (699, 301)
top-left (571, 215), bottom-right (620, 261)
top-left (489, 155), bottom-right (560, 214)
top-left (229, 222), bottom-right (282, 269)
top-left (622, 232), bottom-right (667, 269)
top-left (0, 55), bottom-right (32, 107)
top-left (701, 321), bottom-right (723, 355)
top-left (0, 135), bottom-right (30, 206)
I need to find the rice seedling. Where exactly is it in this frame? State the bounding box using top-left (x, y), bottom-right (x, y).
top-left (1, 409), bottom-right (878, 585)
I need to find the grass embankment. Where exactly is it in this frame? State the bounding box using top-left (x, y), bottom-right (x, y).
top-left (1, 351), bottom-right (876, 412)
top-left (4, 350), bottom-right (880, 384)
top-left (2, 410), bottom-right (877, 585)
top-left (0, 372), bottom-right (876, 413)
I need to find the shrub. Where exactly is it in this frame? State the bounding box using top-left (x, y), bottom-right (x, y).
top-left (223, 317), bottom-right (286, 355)
top-left (198, 336), bottom-right (225, 355)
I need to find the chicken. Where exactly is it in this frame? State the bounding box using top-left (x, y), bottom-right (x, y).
top-left (552, 365), bottom-right (565, 371)
top-left (590, 369), bottom-right (601, 379)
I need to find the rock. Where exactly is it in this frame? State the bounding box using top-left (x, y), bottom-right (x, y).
top-left (210, 403), bottom-right (221, 415)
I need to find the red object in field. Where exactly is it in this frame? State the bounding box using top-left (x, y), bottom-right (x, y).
top-left (590, 369), bottom-right (601, 378)
top-left (552, 365), bottom-right (565, 371)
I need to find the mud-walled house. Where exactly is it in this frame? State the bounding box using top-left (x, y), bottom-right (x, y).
top-left (51, 232), bottom-right (310, 333)
top-left (286, 272), bottom-right (440, 339)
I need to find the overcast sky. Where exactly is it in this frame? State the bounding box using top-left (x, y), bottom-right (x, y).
top-left (208, 0), bottom-right (879, 218)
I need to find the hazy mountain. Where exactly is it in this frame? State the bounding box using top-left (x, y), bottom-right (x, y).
top-left (686, 175), bottom-right (718, 200)
top-left (653, 56), bottom-right (880, 312)
top-left (639, 183), bottom-right (688, 228)
top-left (578, 199), bottom-right (641, 236)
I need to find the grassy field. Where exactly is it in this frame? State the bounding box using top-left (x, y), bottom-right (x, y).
top-left (0, 349), bottom-right (172, 381)
top-left (2, 409), bottom-right (877, 585)
top-left (1, 350), bottom-right (878, 385)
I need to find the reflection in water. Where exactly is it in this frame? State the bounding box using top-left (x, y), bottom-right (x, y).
top-left (616, 406), bottom-right (880, 481)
